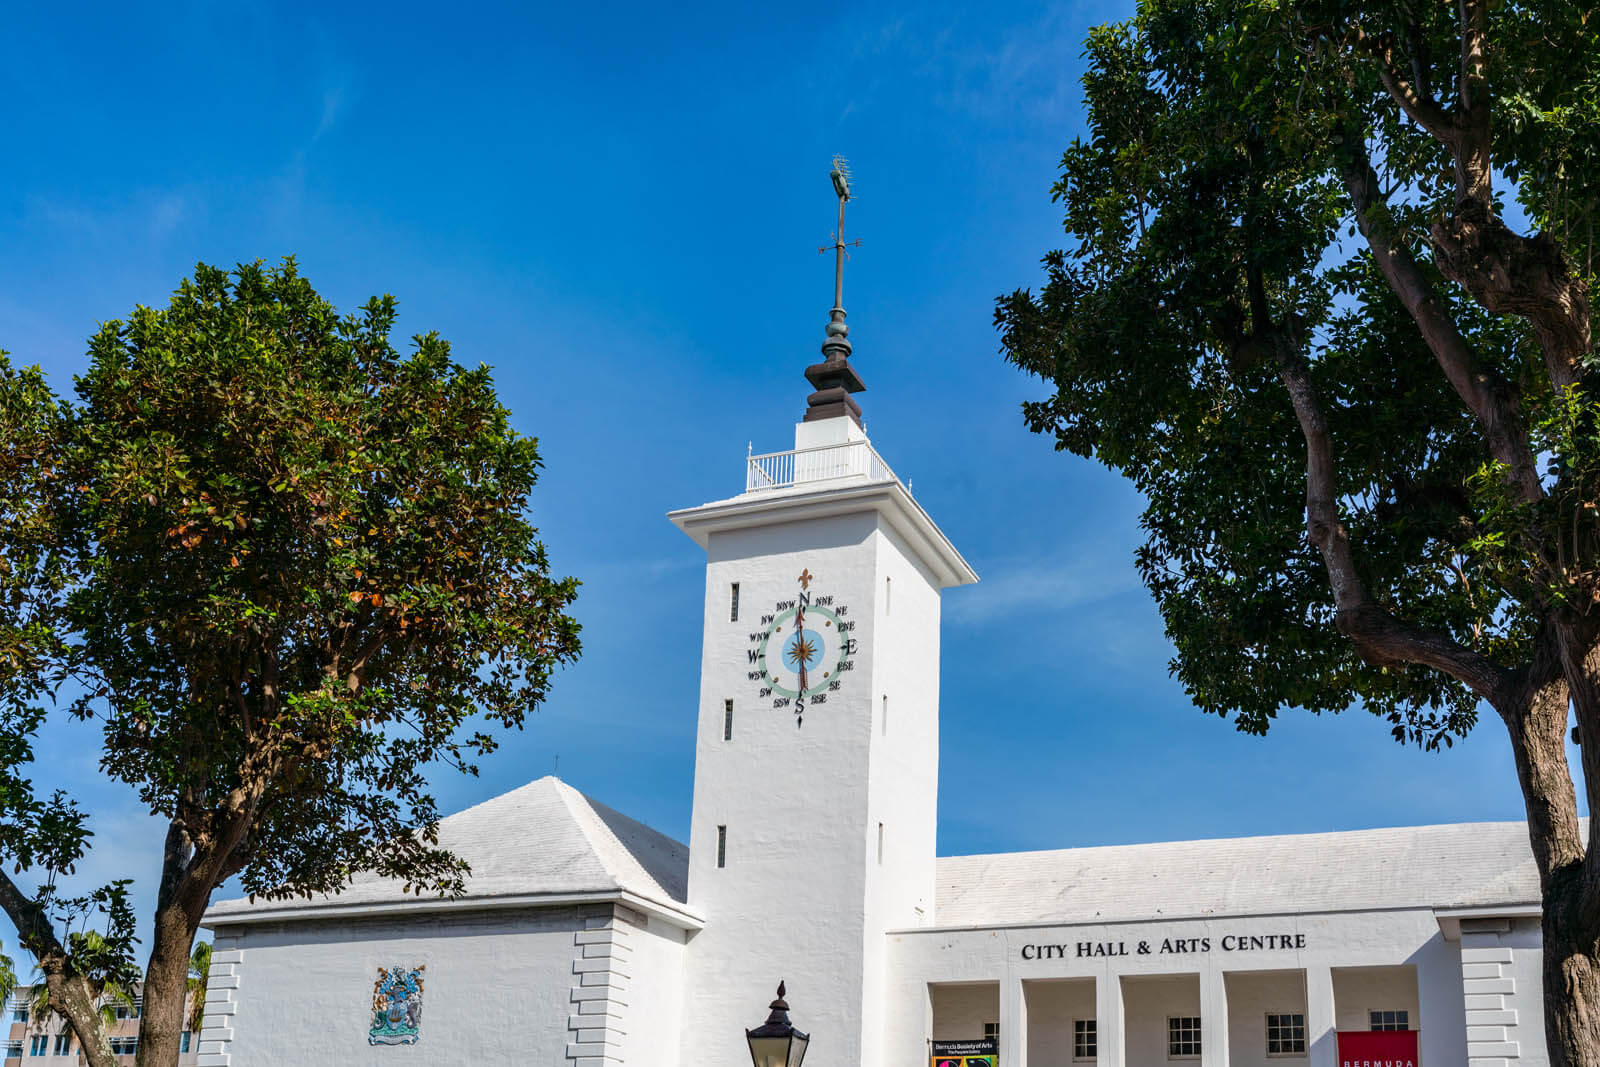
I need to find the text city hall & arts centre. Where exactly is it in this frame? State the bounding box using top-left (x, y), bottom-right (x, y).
top-left (197, 172), bottom-right (1545, 1066)
top-left (1026, 934), bottom-right (1313, 961)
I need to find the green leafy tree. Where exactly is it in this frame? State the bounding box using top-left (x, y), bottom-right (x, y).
top-left (999, 0), bottom-right (1598, 1060)
top-left (27, 940), bottom-right (137, 1035)
top-left (185, 941), bottom-right (208, 1033)
top-left (0, 942), bottom-right (14, 1008)
top-left (0, 260), bottom-right (581, 1067)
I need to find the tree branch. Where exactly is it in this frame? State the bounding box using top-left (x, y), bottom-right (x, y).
top-left (1340, 7), bottom-right (1589, 387)
top-left (1431, 202), bottom-right (1593, 391)
top-left (1338, 127), bottom-right (1546, 501)
top-left (1270, 329), bottom-right (1517, 705)
top-left (1347, 24), bottom-right (1454, 142)
top-left (0, 874), bottom-right (117, 1067)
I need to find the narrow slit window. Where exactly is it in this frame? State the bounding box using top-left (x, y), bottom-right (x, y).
top-left (885, 575), bottom-right (892, 614)
top-left (717, 825), bottom-right (727, 868)
top-left (723, 699), bottom-right (734, 741)
top-left (730, 582), bottom-right (740, 622)
top-left (877, 822), bottom-right (884, 864)
top-left (881, 694), bottom-right (888, 736)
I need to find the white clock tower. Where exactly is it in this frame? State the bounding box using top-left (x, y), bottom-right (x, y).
top-left (669, 160), bottom-right (977, 1067)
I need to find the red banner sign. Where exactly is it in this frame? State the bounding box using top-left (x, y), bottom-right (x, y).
top-left (1337, 1030), bottom-right (1419, 1066)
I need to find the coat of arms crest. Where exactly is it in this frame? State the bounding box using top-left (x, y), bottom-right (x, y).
top-left (369, 964), bottom-right (426, 1045)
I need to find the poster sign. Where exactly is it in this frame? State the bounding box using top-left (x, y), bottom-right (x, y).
top-left (931, 1038), bottom-right (998, 1067)
top-left (1336, 1029), bottom-right (1418, 1066)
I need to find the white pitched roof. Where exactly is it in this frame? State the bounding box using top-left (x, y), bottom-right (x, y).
top-left (204, 777), bottom-right (692, 926)
top-left (934, 821), bottom-right (1544, 928)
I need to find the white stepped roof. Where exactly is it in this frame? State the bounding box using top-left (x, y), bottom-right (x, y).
top-left (205, 776), bottom-right (691, 926)
top-left (934, 821), bottom-right (1545, 928)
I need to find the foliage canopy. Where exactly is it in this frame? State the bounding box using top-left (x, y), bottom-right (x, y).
top-left (999, 0), bottom-right (1600, 1059)
top-left (0, 260), bottom-right (580, 1066)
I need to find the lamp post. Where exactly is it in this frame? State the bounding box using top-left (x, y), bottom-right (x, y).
top-left (746, 981), bottom-right (810, 1067)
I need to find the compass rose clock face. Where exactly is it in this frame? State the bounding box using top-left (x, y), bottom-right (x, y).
top-left (748, 568), bottom-right (858, 725)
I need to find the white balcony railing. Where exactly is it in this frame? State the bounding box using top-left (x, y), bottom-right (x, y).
top-left (746, 439), bottom-right (898, 493)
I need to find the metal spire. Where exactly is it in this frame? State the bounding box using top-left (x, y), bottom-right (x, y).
top-left (803, 156), bottom-right (866, 424)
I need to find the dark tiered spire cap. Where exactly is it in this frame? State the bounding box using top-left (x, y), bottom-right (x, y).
top-left (805, 157), bottom-right (866, 424)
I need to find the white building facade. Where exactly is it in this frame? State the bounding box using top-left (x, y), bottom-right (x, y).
top-left (199, 205), bottom-right (1551, 1066)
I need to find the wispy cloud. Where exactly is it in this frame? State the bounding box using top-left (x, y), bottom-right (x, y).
top-left (846, 2), bottom-right (1101, 129)
top-left (21, 187), bottom-right (202, 252)
top-left (315, 84), bottom-right (346, 143)
top-left (948, 550), bottom-right (1142, 625)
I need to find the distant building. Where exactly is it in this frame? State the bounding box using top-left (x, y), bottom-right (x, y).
top-left (2, 986), bottom-right (201, 1065)
top-left (197, 198), bottom-right (1548, 1066)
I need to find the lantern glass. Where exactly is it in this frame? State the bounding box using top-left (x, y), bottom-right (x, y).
top-left (789, 1031), bottom-right (809, 1067)
top-left (747, 1034), bottom-right (791, 1067)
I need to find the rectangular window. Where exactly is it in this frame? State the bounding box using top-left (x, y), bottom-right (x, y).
top-left (1370, 1010), bottom-right (1409, 1032)
top-left (723, 699), bottom-right (734, 741)
top-left (29, 1035), bottom-right (46, 1056)
top-left (1168, 1016), bottom-right (1202, 1058)
top-left (179, 1032), bottom-right (191, 1053)
top-left (5, 1041), bottom-right (22, 1058)
top-left (1073, 1018), bottom-right (1097, 1060)
top-left (730, 582), bottom-right (740, 622)
top-left (1266, 1013), bottom-right (1306, 1054)
top-left (983, 1022), bottom-right (999, 1042)
top-left (53, 1033), bottom-right (71, 1055)
top-left (11, 1006), bottom-right (25, 1023)
top-left (717, 825), bottom-right (727, 868)
top-left (109, 1037), bottom-right (138, 1056)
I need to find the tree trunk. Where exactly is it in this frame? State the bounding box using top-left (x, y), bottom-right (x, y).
top-left (135, 901), bottom-right (199, 1067)
top-left (46, 974), bottom-right (117, 1067)
top-left (1498, 656), bottom-right (1600, 1067)
top-left (1542, 868), bottom-right (1600, 1067)
top-left (0, 873), bottom-right (117, 1067)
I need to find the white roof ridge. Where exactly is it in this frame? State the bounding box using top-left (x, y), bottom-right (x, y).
top-left (934, 819), bottom-right (1549, 929)
top-left (550, 779), bottom-right (689, 906)
top-left (939, 819), bottom-right (1537, 863)
top-left (202, 774), bottom-right (690, 923)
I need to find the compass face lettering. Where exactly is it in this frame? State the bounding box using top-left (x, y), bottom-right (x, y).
top-left (746, 568), bottom-right (858, 725)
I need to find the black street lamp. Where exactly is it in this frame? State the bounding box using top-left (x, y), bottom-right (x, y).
top-left (745, 981), bottom-right (810, 1067)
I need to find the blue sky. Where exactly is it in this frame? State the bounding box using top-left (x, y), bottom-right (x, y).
top-left (0, 0), bottom-right (1560, 948)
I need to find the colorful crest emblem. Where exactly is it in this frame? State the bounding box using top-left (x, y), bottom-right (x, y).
top-left (369, 964), bottom-right (425, 1045)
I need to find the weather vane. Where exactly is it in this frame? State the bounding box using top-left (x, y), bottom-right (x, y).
top-left (819, 155), bottom-right (863, 323)
top-left (801, 156), bottom-right (868, 424)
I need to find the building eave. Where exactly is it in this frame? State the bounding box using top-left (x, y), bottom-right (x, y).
top-left (1434, 902), bottom-right (1542, 941)
top-left (887, 900), bottom-right (1545, 937)
top-left (202, 887), bottom-right (706, 932)
top-left (668, 479), bottom-right (978, 589)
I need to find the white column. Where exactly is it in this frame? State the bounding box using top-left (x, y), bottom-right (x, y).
top-left (1306, 966), bottom-right (1337, 1067)
top-left (1201, 969), bottom-right (1230, 1067)
top-left (1000, 976), bottom-right (1027, 1067)
top-left (1095, 971), bottom-right (1125, 1067)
